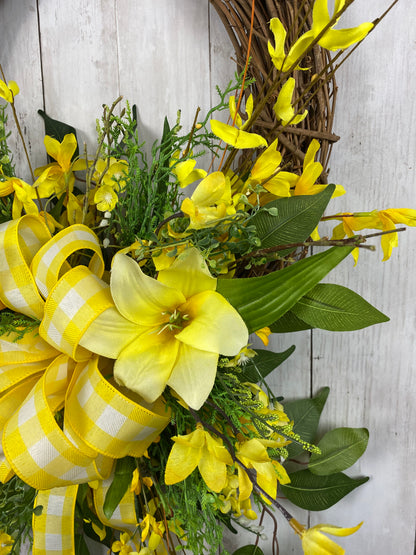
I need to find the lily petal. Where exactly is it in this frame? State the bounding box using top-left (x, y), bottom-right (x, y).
top-left (157, 248), bottom-right (216, 298)
top-left (167, 343), bottom-right (218, 409)
top-left (114, 331), bottom-right (179, 404)
top-left (176, 290), bottom-right (248, 356)
top-left (110, 253), bottom-right (186, 326)
top-left (79, 306), bottom-right (141, 358)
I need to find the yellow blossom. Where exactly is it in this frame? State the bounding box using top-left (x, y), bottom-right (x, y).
top-left (181, 171), bottom-right (236, 230)
top-left (331, 208), bottom-right (416, 261)
top-left (170, 151), bottom-right (207, 188)
top-left (236, 437), bottom-right (290, 501)
top-left (130, 468), bottom-right (153, 495)
top-left (0, 176), bottom-right (50, 219)
top-left (93, 157), bottom-right (128, 188)
top-left (34, 133), bottom-right (88, 196)
top-left (254, 326), bottom-right (271, 346)
top-left (229, 94), bottom-right (253, 129)
top-left (140, 513), bottom-right (165, 551)
top-left (112, 532), bottom-right (135, 555)
top-left (0, 532), bottom-right (13, 555)
top-left (274, 78), bottom-right (308, 126)
top-left (94, 184), bottom-right (118, 212)
top-left (210, 119), bottom-right (267, 150)
top-left (290, 518), bottom-right (363, 555)
top-left (79, 247), bottom-right (248, 409)
top-left (0, 80), bottom-right (19, 104)
top-left (165, 424), bottom-right (233, 491)
top-left (268, 2), bottom-right (373, 72)
top-left (246, 139), bottom-right (290, 198)
top-left (224, 346), bottom-right (257, 367)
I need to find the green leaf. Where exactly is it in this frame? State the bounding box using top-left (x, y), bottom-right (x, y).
top-left (270, 310), bottom-right (312, 333)
top-left (103, 457), bottom-right (135, 520)
top-left (280, 469), bottom-right (369, 510)
top-left (284, 388), bottom-right (329, 458)
top-left (291, 283), bottom-right (389, 331)
top-left (232, 547), bottom-right (265, 555)
top-left (252, 185), bottom-right (335, 252)
top-left (217, 246), bottom-right (353, 333)
top-left (308, 427), bottom-right (369, 475)
top-left (239, 346), bottom-right (295, 383)
top-left (38, 109), bottom-right (79, 160)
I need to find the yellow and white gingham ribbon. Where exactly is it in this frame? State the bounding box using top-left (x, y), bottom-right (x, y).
top-left (32, 485), bottom-right (78, 555)
top-left (0, 215), bottom-right (51, 318)
top-left (65, 356), bottom-right (169, 459)
top-left (93, 476), bottom-right (138, 533)
top-left (0, 215), bottom-right (171, 553)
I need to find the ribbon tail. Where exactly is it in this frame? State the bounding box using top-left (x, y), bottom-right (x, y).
top-left (32, 485), bottom-right (79, 554)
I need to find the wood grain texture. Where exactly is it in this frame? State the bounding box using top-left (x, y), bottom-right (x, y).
top-left (1, 0), bottom-right (415, 553)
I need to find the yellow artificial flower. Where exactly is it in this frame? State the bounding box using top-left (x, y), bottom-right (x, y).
top-left (130, 468), bottom-right (153, 495)
top-left (245, 139), bottom-right (290, 197)
top-left (290, 518), bottom-right (363, 555)
top-left (0, 532), bottom-right (13, 555)
top-left (94, 183), bottom-right (118, 212)
top-left (165, 424), bottom-right (233, 491)
top-left (79, 247), bottom-right (248, 409)
top-left (0, 79), bottom-right (19, 104)
top-left (93, 157), bottom-right (128, 188)
top-left (0, 176), bottom-right (50, 219)
top-left (224, 346), bottom-right (257, 367)
top-left (112, 532), bottom-right (135, 555)
top-left (274, 78), bottom-right (308, 126)
top-left (268, 17), bottom-right (308, 72)
top-left (181, 171), bottom-right (235, 229)
top-left (34, 133), bottom-right (87, 196)
top-left (308, 0), bottom-right (373, 51)
top-left (236, 437), bottom-right (290, 501)
top-left (268, 1), bottom-right (373, 73)
top-left (331, 208), bottom-right (416, 261)
top-left (254, 326), bottom-right (271, 346)
top-left (140, 513), bottom-right (165, 551)
top-left (229, 94), bottom-right (253, 129)
top-left (170, 151), bottom-right (207, 188)
top-left (210, 119), bottom-right (267, 150)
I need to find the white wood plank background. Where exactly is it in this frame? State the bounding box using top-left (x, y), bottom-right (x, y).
top-left (0, 1), bottom-right (415, 553)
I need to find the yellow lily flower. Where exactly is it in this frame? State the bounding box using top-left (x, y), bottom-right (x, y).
top-left (0, 79), bottom-right (19, 104)
top-left (79, 247), bottom-right (248, 409)
top-left (34, 133), bottom-right (87, 195)
top-left (290, 518), bottom-right (363, 555)
top-left (210, 119), bottom-right (267, 150)
top-left (331, 208), bottom-right (416, 261)
top-left (165, 424), bottom-right (233, 491)
top-left (236, 437), bottom-right (290, 501)
top-left (274, 78), bottom-right (308, 126)
top-left (181, 171), bottom-right (235, 229)
top-left (170, 151), bottom-right (207, 188)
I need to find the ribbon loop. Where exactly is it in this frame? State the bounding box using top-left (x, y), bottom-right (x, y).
top-left (0, 215), bottom-right (51, 318)
top-left (66, 356), bottom-right (170, 459)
